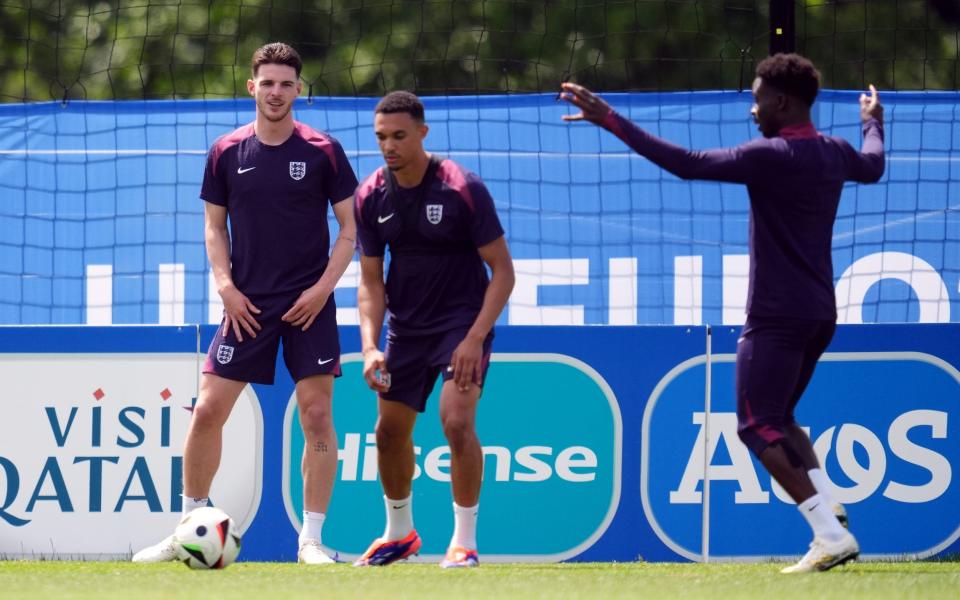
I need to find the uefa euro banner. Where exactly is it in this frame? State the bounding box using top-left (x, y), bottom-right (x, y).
top-left (1, 324), bottom-right (958, 562)
top-left (0, 92), bottom-right (957, 327)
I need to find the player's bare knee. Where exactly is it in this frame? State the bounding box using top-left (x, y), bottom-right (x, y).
top-left (190, 399), bottom-right (230, 431)
top-left (441, 416), bottom-right (476, 452)
top-left (299, 402), bottom-right (333, 438)
top-left (375, 420), bottom-right (410, 453)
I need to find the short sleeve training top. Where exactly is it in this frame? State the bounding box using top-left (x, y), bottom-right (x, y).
top-left (354, 157), bottom-right (505, 335)
top-left (201, 121), bottom-right (358, 297)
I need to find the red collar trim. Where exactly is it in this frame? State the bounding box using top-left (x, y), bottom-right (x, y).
top-left (778, 122), bottom-right (819, 139)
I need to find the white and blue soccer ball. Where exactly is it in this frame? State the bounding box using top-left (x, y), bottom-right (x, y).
top-left (175, 506), bottom-right (242, 569)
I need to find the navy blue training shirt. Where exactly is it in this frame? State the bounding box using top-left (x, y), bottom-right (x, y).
top-left (602, 111), bottom-right (885, 320)
top-left (355, 157), bottom-right (505, 335)
top-left (201, 121), bottom-right (358, 297)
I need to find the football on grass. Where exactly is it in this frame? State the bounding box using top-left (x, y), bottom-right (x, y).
top-left (175, 506), bottom-right (241, 569)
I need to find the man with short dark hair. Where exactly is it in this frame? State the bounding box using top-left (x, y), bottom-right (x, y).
top-left (560, 53), bottom-right (884, 573)
top-left (133, 42), bottom-right (358, 565)
top-left (353, 90), bottom-right (515, 568)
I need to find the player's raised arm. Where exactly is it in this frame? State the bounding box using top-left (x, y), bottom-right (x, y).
top-left (849, 84), bottom-right (885, 183)
top-left (860, 84), bottom-right (883, 125)
top-left (558, 82), bottom-right (755, 184)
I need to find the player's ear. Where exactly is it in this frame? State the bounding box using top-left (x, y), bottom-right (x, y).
top-left (419, 123), bottom-right (429, 140)
top-left (296, 80), bottom-right (302, 95)
top-left (246, 79), bottom-right (256, 97)
top-left (776, 92), bottom-right (790, 111)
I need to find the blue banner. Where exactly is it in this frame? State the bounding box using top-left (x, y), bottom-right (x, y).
top-left (1, 92), bottom-right (957, 325)
top-left (0, 324), bottom-right (957, 561)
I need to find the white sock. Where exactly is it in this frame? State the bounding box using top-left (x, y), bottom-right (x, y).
top-left (798, 493), bottom-right (846, 542)
top-left (383, 494), bottom-right (413, 541)
top-left (451, 502), bottom-right (478, 550)
top-left (299, 510), bottom-right (326, 546)
top-left (181, 495), bottom-right (208, 516)
top-left (807, 468), bottom-right (837, 506)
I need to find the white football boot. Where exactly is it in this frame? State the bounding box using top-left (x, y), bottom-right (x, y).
top-left (298, 540), bottom-right (336, 565)
top-left (132, 534), bottom-right (179, 563)
top-left (780, 531), bottom-right (859, 574)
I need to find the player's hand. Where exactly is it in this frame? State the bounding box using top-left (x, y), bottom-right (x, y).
top-left (281, 284), bottom-right (331, 331)
top-left (449, 334), bottom-right (484, 392)
top-left (558, 82), bottom-right (613, 125)
top-left (219, 284), bottom-right (261, 343)
top-left (362, 348), bottom-right (391, 393)
top-left (860, 84), bottom-right (883, 125)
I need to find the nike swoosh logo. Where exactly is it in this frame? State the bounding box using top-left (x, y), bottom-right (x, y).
top-left (377, 213), bottom-right (395, 224)
top-left (391, 503), bottom-right (408, 510)
top-left (317, 358), bottom-right (334, 365)
top-left (237, 166), bottom-right (256, 174)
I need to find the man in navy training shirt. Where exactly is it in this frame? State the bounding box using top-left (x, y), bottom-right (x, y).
top-left (133, 42), bottom-right (359, 565)
top-left (560, 53), bottom-right (884, 573)
top-left (353, 91), bottom-right (515, 568)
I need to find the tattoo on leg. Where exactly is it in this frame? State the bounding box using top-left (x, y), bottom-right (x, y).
top-left (313, 440), bottom-right (328, 453)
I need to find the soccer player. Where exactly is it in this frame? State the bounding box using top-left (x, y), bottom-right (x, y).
top-left (560, 53), bottom-right (884, 573)
top-left (352, 91), bottom-right (515, 568)
top-left (133, 42), bottom-right (358, 565)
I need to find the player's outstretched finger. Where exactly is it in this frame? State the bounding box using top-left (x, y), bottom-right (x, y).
top-left (285, 302), bottom-right (306, 322)
top-left (563, 82), bottom-right (590, 100)
top-left (240, 315), bottom-right (258, 339)
top-left (456, 360), bottom-right (473, 390)
top-left (245, 303), bottom-right (262, 329)
top-left (229, 316), bottom-right (244, 343)
top-left (301, 313), bottom-right (317, 331)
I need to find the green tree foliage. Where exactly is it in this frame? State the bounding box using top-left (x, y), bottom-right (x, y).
top-left (1, 0), bottom-right (958, 102)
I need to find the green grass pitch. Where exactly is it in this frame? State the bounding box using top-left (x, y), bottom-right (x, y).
top-left (1, 560), bottom-right (959, 599)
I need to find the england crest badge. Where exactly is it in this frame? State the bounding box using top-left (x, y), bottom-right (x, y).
top-left (426, 204), bottom-right (443, 225)
top-left (217, 344), bottom-right (235, 364)
top-left (289, 161), bottom-right (306, 180)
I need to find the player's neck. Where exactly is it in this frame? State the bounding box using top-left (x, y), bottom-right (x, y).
top-left (778, 109), bottom-right (813, 131)
top-left (253, 114), bottom-right (296, 146)
top-left (393, 152), bottom-right (432, 188)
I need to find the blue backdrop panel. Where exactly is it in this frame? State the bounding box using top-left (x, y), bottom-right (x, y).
top-left (1, 92), bottom-right (958, 324)
top-left (1, 324), bottom-right (957, 561)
